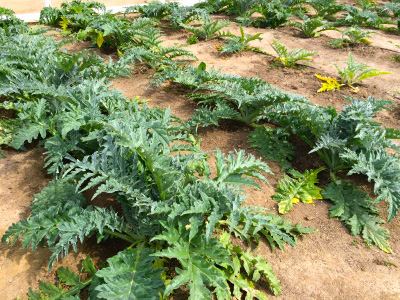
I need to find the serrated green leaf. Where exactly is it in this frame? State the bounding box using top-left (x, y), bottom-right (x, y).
top-left (57, 267), bottom-right (81, 286)
top-left (322, 180), bottom-right (391, 253)
top-left (82, 255), bottom-right (97, 276)
top-left (273, 168), bottom-right (325, 214)
top-left (39, 281), bottom-right (63, 297)
top-left (96, 244), bottom-right (164, 300)
top-left (248, 126), bottom-right (294, 170)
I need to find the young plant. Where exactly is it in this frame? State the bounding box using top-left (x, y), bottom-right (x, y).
top-left (219, 26), bottom-right (266, 54)
top-left (306, 0), bottom-right (344, 20)
top-left (356, 0), bottom-right (377, 12)
top-left (289, 15), bottom-right (336, 38)
top-left (168, 6), bottom-right (210, 29)
top-left (39, 6), bottom-right (62, 26)
top-left (339, 5), bottom-right (388, 28)
top-left (271, 40), bottom-right (316, 68)
top-left (251, 0), bottom-right (292, 28)
top-left (225, 0), bottom-right (259, 18)
top-left (193, 0), bottom-right (230, 14)
top-left (333, 53), bottom-right (390, 90)
top-left (124, 1), bottom-right (174, 19)
top-left (187, 34), bottom-right (199, 44)
top-left (181, 18), bottom-right (231, 40)
top-left (377, 2), bottom-right (400, 19)
top-left (329, 26), bottom-right (375, 48)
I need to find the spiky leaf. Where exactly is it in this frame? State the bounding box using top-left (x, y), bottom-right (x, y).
top-left (96, 245), bottom-right (164, 300)
top-left (273, 168), bottom-right (325, 214)
top-left (322, 180), bottom-right (391, 253)
top-left (248, 126), bottom-right (295, 170)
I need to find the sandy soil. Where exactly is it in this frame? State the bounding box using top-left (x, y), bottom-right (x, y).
top-left (1, 13), bottom-right (400, 300)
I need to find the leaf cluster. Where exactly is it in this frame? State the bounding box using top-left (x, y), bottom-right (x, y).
top-left (333, 53), bottom-right (390, 89)
top-left (271, 39), bottom-right (317, 68)
top-left (181, 17), bottom-right (231, 40)
top-left (1, 28), bottom-right (315, 299)
top-left (289, 14), bottom-right (336, 37)
top-left (219, 26), bottom-right (266, 54)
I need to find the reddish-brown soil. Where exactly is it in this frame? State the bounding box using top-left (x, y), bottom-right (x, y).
top-left (1, 14), bottom-right (400, 300)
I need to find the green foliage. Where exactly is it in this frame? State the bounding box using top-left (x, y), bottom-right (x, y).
top-left (194, 0), bottom-right (230, 14)
top-left (329, 26), bottom-right (375, 48)
top-left (96, 244), bottom-right (164, 299)
top-left (338, 5), bottom-right (389, 28)
top-left (341, 149), bottom-right (400, 222)
top-left (39, 6), bottom-right (62, 26)
top-left (122, 25), bottom-right (197, 69)
top-left (333, 53), bottom-right (390, 89)
top-left (248, 126), bottom-right (295, 170)
top-left (271, 40), bottom-right (316, 67)
top-left (219, 26), bottom-right (266, 54)
top-left (266, 96), bottom-right (400, 222)
top-left (168, 6), bottom-right (210, 29)
top-left (125, 1), bottom-right (174, 19)
top-left (27, 256), bottom-right (96, 299)
top-left (289, 15), bottom-right (336, 37)
top-left (306, 0), bottom-right (344, 19)
top-left (0, 7), bottom-right (27, 32)
top-left (218, 231), bottom-right (281, 299)
top-left (153, 62), bottom-right (222, 88)
top-left (214, 149), bottom-right (273, 188)
top-left (250, 0), bottom-right (292, 28)
top-left (181, 18), bottom-right (231, 40)
top-left (187, 34), bottom-right (199, 44)
top-left (322, 180), bottom-right (391, 253)
top-left (1, 179), bottom-right (85, 252)
top-left (188, 74), bottom-right (306, 125)
top-left (273, 168), bottom-right (325, 214)
top-left (153, 220), bottom-right (231, 299)
top-left (377, 2), bottom-right (400, 19)
top-left (2, 179), bottom-right (131, 270)
top-left (223, 207), bottom-right (317, 251)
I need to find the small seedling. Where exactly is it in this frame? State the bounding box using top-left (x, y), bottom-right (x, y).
top-left (373, 259), bottom-right (397, 267)
top-left (289, 15), bottom-right (336, 38)
top-left (329, 26), bottom-right (375, 48)
top-left (271, 40), bottom-right (316, 68)
top-left (187, 34), bottom-right (199, 44)
top-left (219, 26), bottom-right (266, 54)
top-left (181, 17), bottom-right (230, 40)
top-left (333, 53), bottom-right (390, 91)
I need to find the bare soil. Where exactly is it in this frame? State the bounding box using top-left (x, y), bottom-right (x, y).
top-left (1, 15), bottom-right (400, 300)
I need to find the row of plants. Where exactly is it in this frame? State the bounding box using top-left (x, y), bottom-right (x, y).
top-left (194, 0), bottom-right (400, 31)
top-left (151, 57), bottom-right (398, 253)
top-left (0, 10), bottom-right (316, 300)
top-left (1, 0), bottom-right (399, 297)
top-left (36, 0), bottom-right (393, 92)
top-left (36, 0), bottom-right (398, 251)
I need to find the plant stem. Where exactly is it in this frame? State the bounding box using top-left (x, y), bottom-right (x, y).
top-left (103, 228), bottom-right (136, 243)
